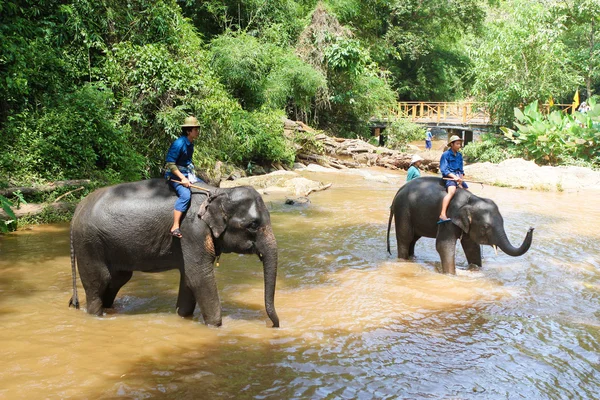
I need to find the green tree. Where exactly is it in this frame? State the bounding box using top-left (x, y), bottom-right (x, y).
top-left (552, 0), bottom-right (600, 100)
top-left (468, 0), bottom-right (581, 125)
top-left (179, 0), bottom-right (316, 43)
top-left (296, 3), bottom-right (397, 137)
top-left (328, 0), bottom-right (485, 100)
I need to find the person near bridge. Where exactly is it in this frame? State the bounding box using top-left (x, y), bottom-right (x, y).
top-left (425, 128), bottom-right (433, 151)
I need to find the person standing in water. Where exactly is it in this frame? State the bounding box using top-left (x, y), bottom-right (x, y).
top-left (425, 128), bottom-right (433, 151)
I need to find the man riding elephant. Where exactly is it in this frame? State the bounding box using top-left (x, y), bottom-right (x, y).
top-left (438, 135), bottom-right (467, 224)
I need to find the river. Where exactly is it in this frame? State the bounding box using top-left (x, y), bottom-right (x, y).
top-left (1, 167), bottom-right (599, 399)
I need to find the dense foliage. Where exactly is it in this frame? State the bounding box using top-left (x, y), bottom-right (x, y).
top-left (0, 195), bottom-right (17, 232)
top-left (463, 98), bottom-right (600, 167)
top-left (1, 0), bottom-right (600, 194)
top-left (468, 0), bottom-right (598, 125)
top-left (384, 120), bottom-right (425, 151)
top-left (462, 134), bottom-right (521, 164)
top-left (502, 99), bottom-right (600, 165)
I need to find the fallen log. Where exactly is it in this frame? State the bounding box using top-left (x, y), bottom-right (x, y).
top-left (305, 183), bottom-right (332, 197)
top-left (1, 202), bottom-right (77, 220)
top-left (0, 180), bottom-right (92, 197)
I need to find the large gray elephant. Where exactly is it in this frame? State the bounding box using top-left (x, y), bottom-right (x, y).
top-left (387, 176), bottom-right (534, 274)
top-left (69, 179), bottom-right (279, 327)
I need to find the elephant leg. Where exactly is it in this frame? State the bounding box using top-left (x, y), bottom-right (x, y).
top-left (102, 270), bottom-right (133, 308)
top-left (436, 224), bottom-right (458, 274)
top-left (461, 235), bottom-right (482, 268)
top-left (394, 217), bottom-right (414, 259)
top-left (176, 272), bottom-right (196, 317)
top-left (78, 260), bottom-right (111, 316)
top-left (184, 261), bottom-right (222, 327)
top-left (409, 236), bottom-right (421, 257)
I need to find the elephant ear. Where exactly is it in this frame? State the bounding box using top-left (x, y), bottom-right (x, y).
top-left (198, 191), bottom-right (228, 238)
top-left (448, 196), bottom-right (472, 233)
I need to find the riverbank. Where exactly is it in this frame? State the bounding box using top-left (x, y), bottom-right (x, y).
top-left (464, 158), bottom-right (600, 192)
top-left (298, 133), bottom-right (600, 193)
top-left (4, 135), bottom-right (600, 223)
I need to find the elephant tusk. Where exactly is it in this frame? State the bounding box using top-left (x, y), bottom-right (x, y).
top-left (492, 245), bottom-right (498, 256)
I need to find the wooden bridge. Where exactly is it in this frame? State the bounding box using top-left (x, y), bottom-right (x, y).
top-left (393, 101), bottom-right (576, 126)
top-left (397, 101), bottom-right (491, 126)
top-left (370, 101), bottom-right (576, 146)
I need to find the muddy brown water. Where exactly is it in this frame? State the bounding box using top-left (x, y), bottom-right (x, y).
top-left (1, 168), bottom-right (599, 399)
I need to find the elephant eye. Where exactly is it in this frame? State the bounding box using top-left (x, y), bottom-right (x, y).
top-left (247, 220), bottom-right (260, 232)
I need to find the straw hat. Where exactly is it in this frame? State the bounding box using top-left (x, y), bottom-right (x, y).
top-left (181, 116), bottom-right (200, 128)
top-left (447, 135), bottom-right (463, 146)
top-left (410, 154), bottom-right (424, 165)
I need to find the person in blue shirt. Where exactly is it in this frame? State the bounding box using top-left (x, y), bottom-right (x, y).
top-left (438, 135), bottom-right (468, 224)
top-left (425, 128), bottom-right (433, 151)
top-left (406, 154), bottom-right (424, 182)
top-left (165, 116), bottom-right (203, 238)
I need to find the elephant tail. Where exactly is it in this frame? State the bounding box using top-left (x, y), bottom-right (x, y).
top-left (68, 226), bottom-right (80, 309)
top-left (386, 205), bottom-right (394, 255)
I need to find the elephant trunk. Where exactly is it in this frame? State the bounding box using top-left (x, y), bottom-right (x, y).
top-left (494, 226), bottom-right (534, 257)
top-left (257, 225), bottom-right (280, 328)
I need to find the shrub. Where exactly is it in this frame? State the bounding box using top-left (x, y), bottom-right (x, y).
top-left (501, 99), bottom-right (600, 166)
top-left (462, 133), bottom-right (520, 163)
top-left (210, 32), bottom-right (326, 117)
top-left (0, 195), bottom-right (17, 233)
top-left (229, 109), bottom-right (296, 166)
top-left (384, 119), bottom-right (424, 150)
top-left (0, 83), bottom-right (145, 183)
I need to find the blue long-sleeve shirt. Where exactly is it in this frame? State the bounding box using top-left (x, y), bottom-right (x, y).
top-left (439, 149), bottom-right (464, 177)
top-left (164, 136), bottom-right (194, 179)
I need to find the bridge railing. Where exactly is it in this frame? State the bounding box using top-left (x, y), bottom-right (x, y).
top-left (396, 102), bottom-right (491, 125)
top-left (395, 101), bottom-right (576, 125)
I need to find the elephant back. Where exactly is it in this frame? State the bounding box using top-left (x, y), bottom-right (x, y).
top-left (73, 179), bottom-right (211, 229)
top-left (396, 176), bottom-right (447, 205)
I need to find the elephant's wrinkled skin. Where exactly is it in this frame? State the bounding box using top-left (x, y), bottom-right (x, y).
top-left (69, 179), bottom-right (279, 327)
top-left (387, 177), bottom-right (534, 274)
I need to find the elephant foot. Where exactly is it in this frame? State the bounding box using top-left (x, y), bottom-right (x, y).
top-left (176, 305), bottom-right (195, 318)
top-left (204, 318), bottom-right (222, 327)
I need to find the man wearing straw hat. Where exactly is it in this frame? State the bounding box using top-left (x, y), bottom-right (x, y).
top-left (164, 116), bottom-right (204, 238)
top-left (438, 135), bottom-right (467, 224)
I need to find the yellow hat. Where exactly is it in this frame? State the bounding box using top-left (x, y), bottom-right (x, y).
top-left (181, 116), bottom-right (200, 128)
top-left (447, 135), bottom-right (463, 146)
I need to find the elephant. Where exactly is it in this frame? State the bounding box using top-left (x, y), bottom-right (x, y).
top-left (68, 178), bottom-right (279, 327)
top-left (386, 176), bottom-right (534, 274)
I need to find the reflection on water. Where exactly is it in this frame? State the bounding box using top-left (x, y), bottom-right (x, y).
top-left (1, 168), bottom-right (600, 399)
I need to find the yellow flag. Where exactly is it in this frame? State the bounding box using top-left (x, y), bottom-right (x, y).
top-left (573, 89), bottom-right (580, 111)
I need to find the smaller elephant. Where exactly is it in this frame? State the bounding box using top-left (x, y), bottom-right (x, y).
top-left (387, 177), bottom-right (534, 274)
top-left (69, 179), bottom-right (279, 327)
